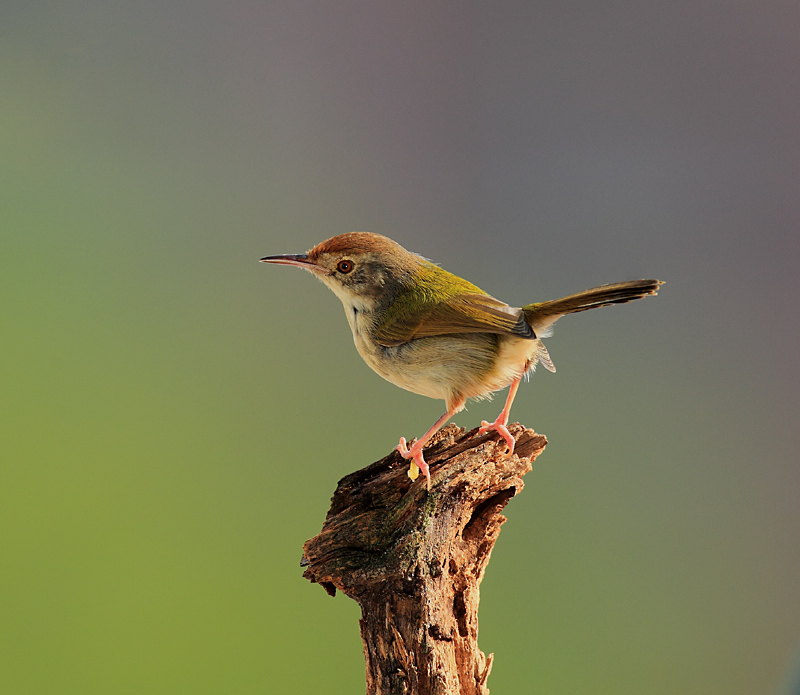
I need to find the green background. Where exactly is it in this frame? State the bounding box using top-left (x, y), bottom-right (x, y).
top-left (2, 2), bottom-right (799, 693)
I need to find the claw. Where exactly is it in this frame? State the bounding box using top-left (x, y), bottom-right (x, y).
top-left (396, 437), bottom-right (431, 489)
top-left (478, 419), bottom-right (516, 457)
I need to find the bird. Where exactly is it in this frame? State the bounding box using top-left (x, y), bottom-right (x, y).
top-left (261, 232), bottom-right (662, 488)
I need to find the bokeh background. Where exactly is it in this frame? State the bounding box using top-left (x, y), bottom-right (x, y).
top-left (2, 2), bottom-right (799, 693)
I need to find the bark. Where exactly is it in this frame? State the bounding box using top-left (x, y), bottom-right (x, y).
top-left (302, 423), bottom-right (547, 695)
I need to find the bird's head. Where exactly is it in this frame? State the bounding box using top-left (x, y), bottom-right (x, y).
top-left (260, 232), bottom-right (422, 311)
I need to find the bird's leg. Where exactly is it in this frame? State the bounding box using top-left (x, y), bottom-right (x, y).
top-left (479, 375), bottom-right (522, 456)
top-left (397, 403), bottom-right (461, 489)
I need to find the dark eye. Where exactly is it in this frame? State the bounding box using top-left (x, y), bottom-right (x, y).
top-left (337, 259), bottom-right (354, 273)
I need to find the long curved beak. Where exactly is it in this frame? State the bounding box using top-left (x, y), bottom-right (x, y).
top-left (260, 253), bottom-right (319, 271)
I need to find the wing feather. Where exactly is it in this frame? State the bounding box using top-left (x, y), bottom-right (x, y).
top-left (375, 292), bottom-right (535, 347)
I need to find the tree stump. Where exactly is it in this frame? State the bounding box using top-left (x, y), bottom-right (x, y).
top-left (302, 422), bottom-right (547, 695)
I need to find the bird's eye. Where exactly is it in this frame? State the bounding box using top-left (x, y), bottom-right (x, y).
top-left (337, 260), bottom-right (354, 273)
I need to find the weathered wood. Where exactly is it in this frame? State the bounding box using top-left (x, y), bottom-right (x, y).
top-left (302, 423), bottom-right (547, 695)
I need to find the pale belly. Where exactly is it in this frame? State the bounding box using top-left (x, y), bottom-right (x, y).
top-left (352, 329), bottom-right (547, 410)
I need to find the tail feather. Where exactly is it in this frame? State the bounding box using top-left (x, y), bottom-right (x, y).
top-left (523, 279), bottom-right (663, 334)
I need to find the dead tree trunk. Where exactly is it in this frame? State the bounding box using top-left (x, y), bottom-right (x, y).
top-left (302, 423), bottom-right (547, 695)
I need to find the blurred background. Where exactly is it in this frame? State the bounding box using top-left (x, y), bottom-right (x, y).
top-left (2, 1), bottom-right (799, 693)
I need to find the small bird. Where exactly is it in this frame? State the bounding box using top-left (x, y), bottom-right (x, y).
top-left (261, 232), bottom-right (662, 488)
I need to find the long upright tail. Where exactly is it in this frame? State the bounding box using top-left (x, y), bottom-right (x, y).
top-left (523, 279), bottom-right (663, 335)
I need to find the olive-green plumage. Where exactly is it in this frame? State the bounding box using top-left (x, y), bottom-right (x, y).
top-left (376, 260), bottom-right (534, 346)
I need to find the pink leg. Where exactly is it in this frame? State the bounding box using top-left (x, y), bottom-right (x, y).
top-left (478, 376), bottom-right (522, 456)
top-left (397, 404), bottom-right (461, 490)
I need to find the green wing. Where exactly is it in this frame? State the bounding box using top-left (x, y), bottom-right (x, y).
top-left (374, 262), bottom-right (534, 347)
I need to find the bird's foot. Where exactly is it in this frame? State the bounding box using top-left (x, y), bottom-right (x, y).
top-left (478, 418), bottom-right (516, 456)
top-left (396, 437), bottom-right (431, 490)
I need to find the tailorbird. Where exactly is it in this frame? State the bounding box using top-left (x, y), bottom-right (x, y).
top-left (261, 232), bottom-right (662, 488)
